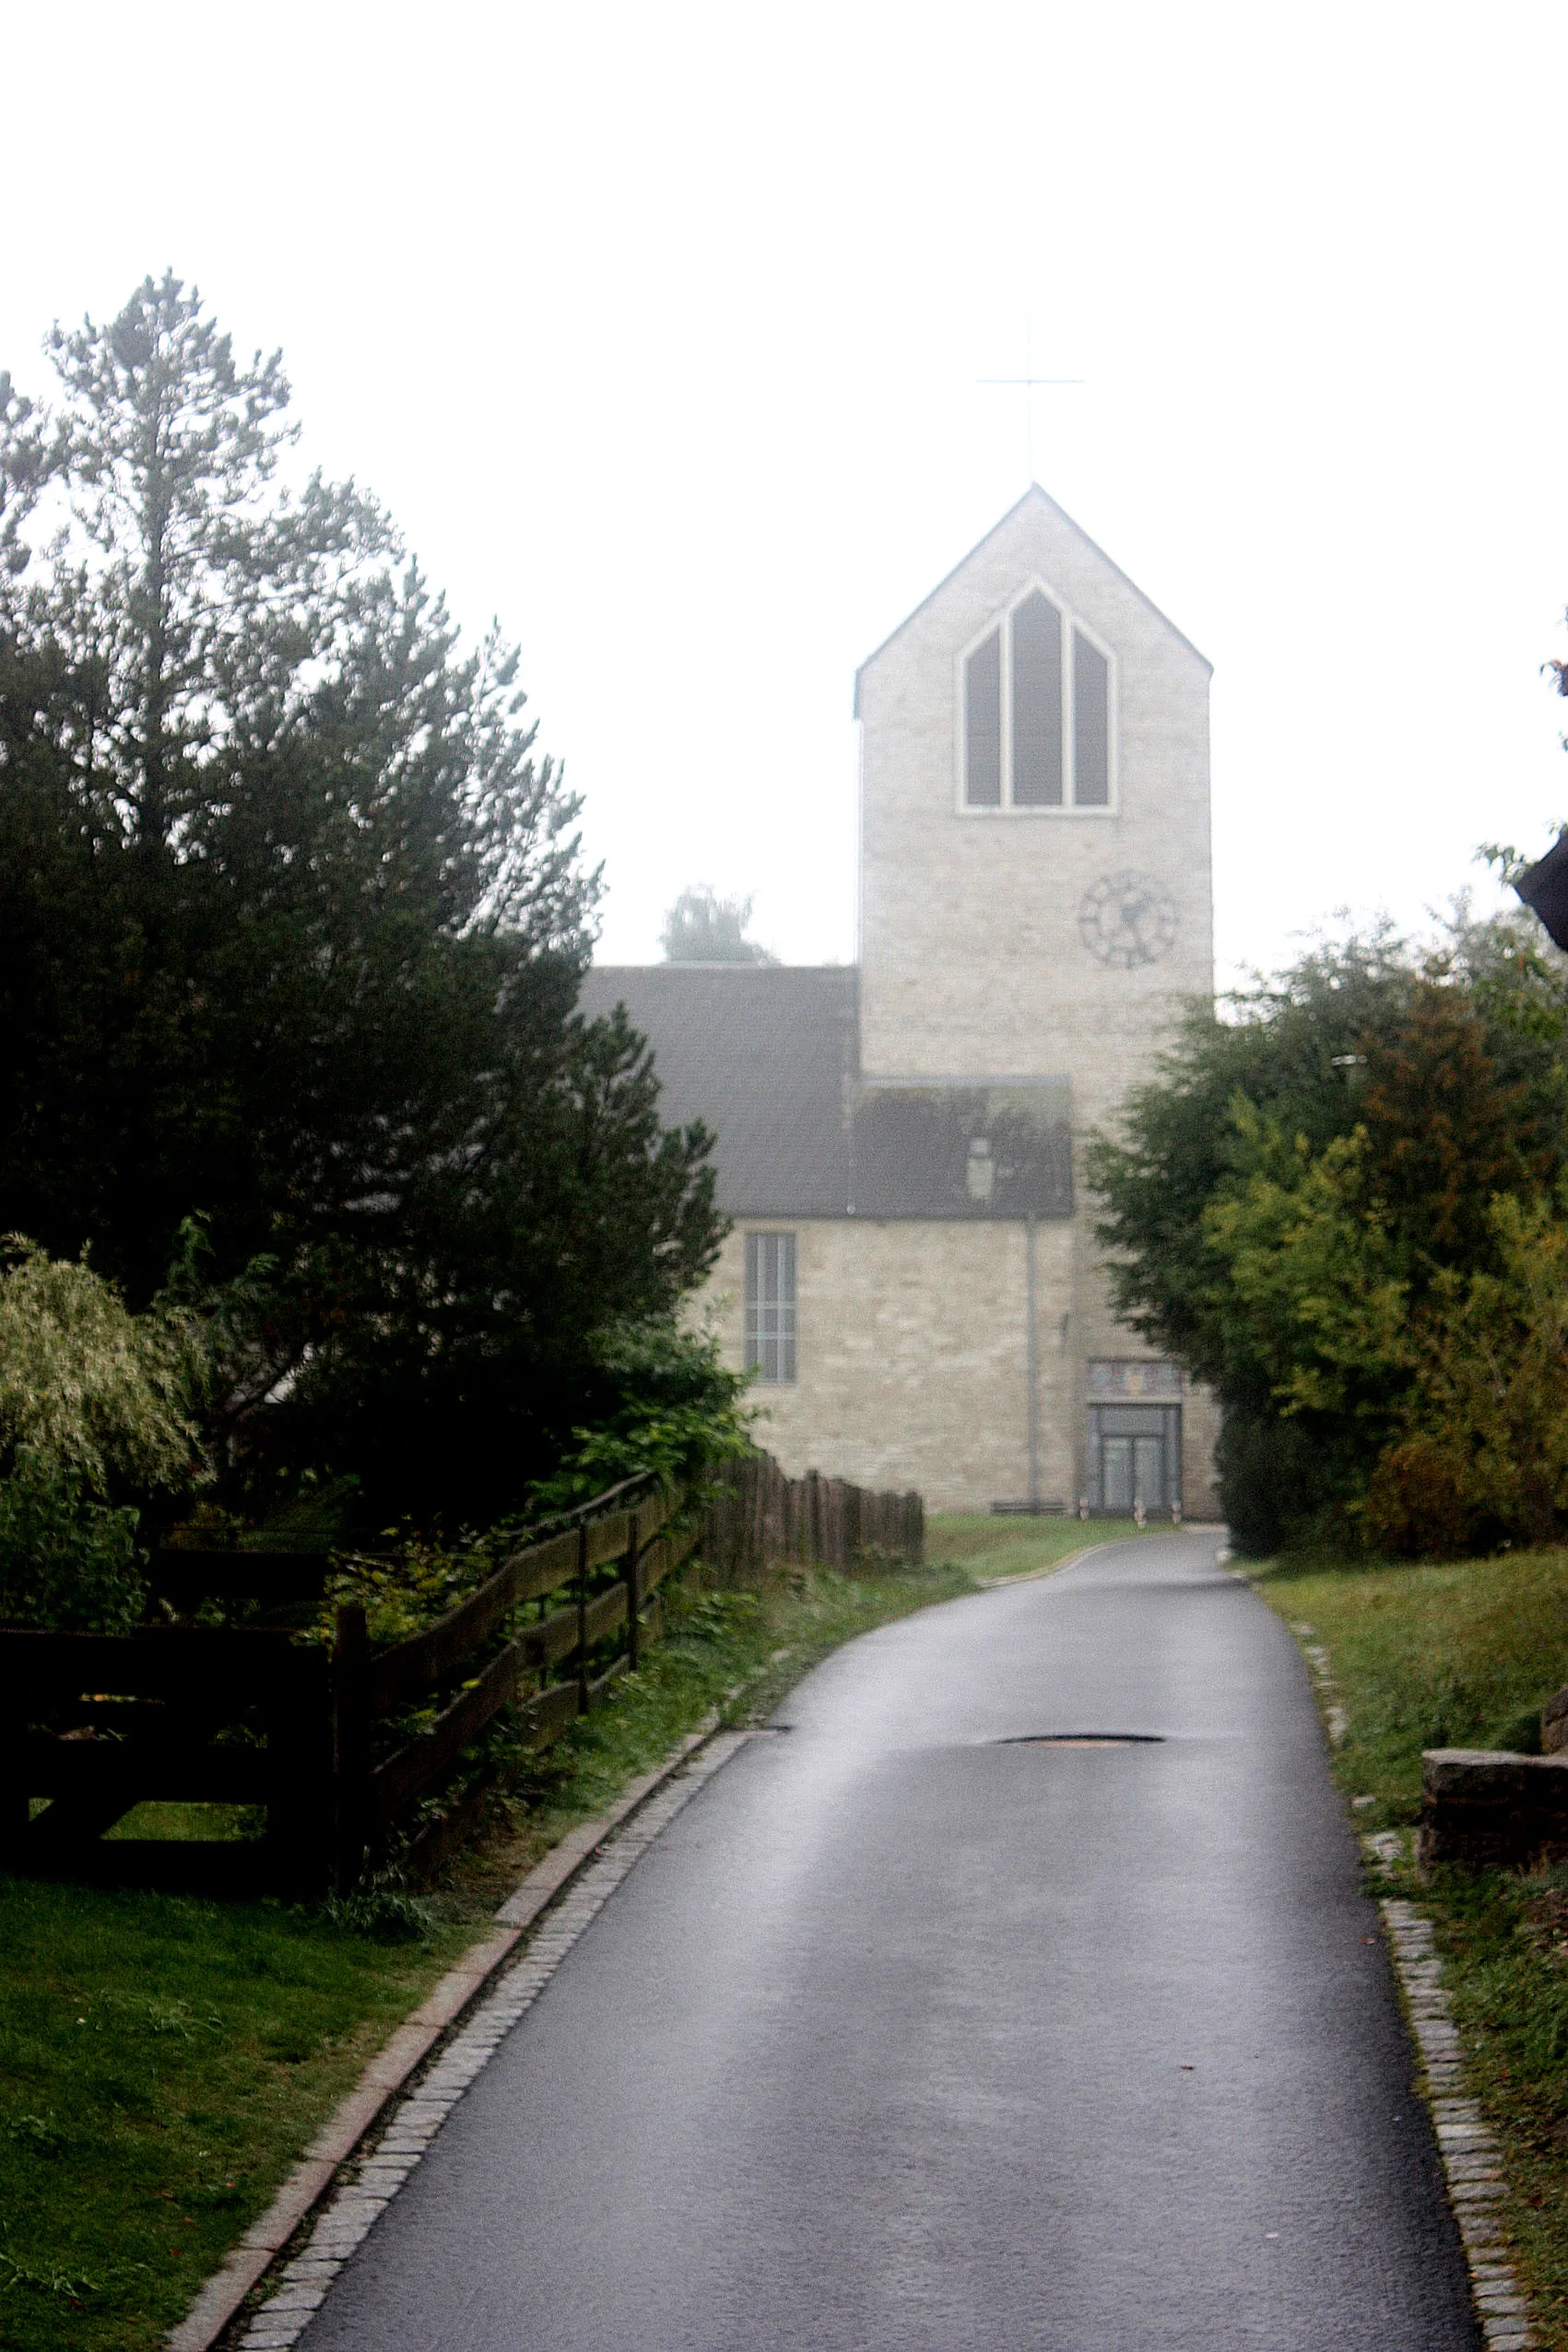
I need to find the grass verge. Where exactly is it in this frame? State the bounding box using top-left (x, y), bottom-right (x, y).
top-left (1256, 1545), bottom-right (1568, 2346)
top-left (0, 1552), bottom-right (973, 2351)
top-left (925, 1512), bottom-right (1169, 1584)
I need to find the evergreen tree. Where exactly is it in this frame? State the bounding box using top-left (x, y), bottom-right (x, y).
top-left (660, 884), bottom-right (775, 963)
top-left (0, 277), bottom-right (723, 1524)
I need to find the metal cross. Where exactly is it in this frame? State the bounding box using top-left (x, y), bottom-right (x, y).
top-left (980, 320), bottom-right (1083, 484)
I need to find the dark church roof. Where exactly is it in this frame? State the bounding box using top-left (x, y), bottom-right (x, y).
top-left (579, 964), bottom-right (856, 1215)
top-left (578, 964), bottom-right (1073, 1222)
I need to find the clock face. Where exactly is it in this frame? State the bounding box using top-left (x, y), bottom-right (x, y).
top-left (1079, 870), bottom-right (1179, 968)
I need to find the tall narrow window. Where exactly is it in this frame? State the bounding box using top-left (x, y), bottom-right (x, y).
top-left (1073, 630), bottom-right (1110, 807)
top-left (961, 588), bottom-right (1114, 810)
top-left (963, 629), bottom-right (1002, 806)
top-left (745, 1232), bottom-right (796, 1384)
top-left (1010, 591), bottom-right (1063, 806)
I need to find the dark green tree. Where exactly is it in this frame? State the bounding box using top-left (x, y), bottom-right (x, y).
top-left (660, 884), bottom-right (775, 963)
top-left (1089, 926), bottom-right (1568, 1552)
top-left (0, 277), bottom-right (724, 1524)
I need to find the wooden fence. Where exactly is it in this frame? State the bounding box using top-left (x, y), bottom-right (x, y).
top-left (703, 1454), bottom-right (924, 1578)
top-left (0, 1452), bottom-right (922, 1895)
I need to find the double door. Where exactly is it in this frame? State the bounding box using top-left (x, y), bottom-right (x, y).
top-left (1089, 1403), bottom-right (1182, 1515)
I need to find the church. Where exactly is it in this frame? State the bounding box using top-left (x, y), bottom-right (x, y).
top-left (580, 487), bottom-right (1220, 1517)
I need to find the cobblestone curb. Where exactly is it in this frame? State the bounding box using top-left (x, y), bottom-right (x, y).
top-left (1373, 1853), bottom-right (1535, 2349)
top-left (1296, 1624), bottom-right (1349, 1746)
top-left (168, 1720), bottom-right (750, 2352)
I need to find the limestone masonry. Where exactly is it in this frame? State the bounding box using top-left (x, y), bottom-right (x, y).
top-left (581, 486), bottom-right (1220, 1516)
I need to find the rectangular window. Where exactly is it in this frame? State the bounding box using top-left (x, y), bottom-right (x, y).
top-left (963, 629), bottom-right (1003, 806)
top-left (745, 1232), bottom-right (796, 1383)
top-left (1072, 630), bottom-right (1110, 807)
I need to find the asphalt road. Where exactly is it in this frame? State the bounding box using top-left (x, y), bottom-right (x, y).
top-left (299, 1531), bottom-right (1480, 2351)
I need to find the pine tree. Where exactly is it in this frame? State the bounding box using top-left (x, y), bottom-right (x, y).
top-left (0, 277), bottom-right (723, 1523)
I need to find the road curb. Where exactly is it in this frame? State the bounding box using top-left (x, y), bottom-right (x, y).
top-left (167, 1709), bottom-right (744, 2352)
top-left (1370, 1856), bottom-right (1535, 2348)
top-left (1283, 1614), bottom-right (1536, 2347)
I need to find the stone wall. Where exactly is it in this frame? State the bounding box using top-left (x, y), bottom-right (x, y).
top-left (697, 1217), bottom-right (1220, 1518)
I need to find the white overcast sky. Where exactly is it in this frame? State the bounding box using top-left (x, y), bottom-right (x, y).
top-left (4, 2), bottom-right (1565, 982)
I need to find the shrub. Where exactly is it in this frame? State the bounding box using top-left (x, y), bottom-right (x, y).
top-left (526, 1317), bottom-right (754, 1517)
top-left (0, 1236), bottom-right (203, 1628)
top-left (0, 1238), bottom-right (201, 1492)
top-left (1215, 1404), bottom-right (1344, 1557)
top-left (0, 1448), bottom-right (146, 1633)
top-left (1362, 1196), bottom-right (1568, 1555)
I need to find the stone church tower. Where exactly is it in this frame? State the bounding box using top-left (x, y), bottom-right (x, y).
top-left (855, 487), bottom-right (1218, 1509)
top-left (581, 486), bottom-right (1220, 1516)
top-left (855, 486), bottom-right (1213, 1125)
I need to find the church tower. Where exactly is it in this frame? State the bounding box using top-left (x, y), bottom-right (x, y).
top-left (855, 486), bottom-right (1212, 1130)
top-left (854, 486), bottom-right (1218, 1513)
top-left (582, 484), bottom-right (1220, 1516)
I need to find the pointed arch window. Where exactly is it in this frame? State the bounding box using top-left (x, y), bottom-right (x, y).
top-left (963, 588), bottom-right (1113, 810)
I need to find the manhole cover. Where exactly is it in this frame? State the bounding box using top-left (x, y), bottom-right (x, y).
top-left (995, 1733), bottom-right (1165, 1747)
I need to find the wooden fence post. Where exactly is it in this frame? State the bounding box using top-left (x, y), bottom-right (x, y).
top-left (267, 1643), bottom-right (335, 1897)
top-left (625, 1511), bottom-right (642, 1672)
top-left (576, 1520), bottom-right (591, 1714)
top-left (1, 1708), bottom-right (24, 1851)
top-left (331, 1603), bottom-right (371, 1894)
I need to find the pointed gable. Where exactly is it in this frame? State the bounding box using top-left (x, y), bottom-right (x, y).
top-left (853, 484), bottom-right (1208, 718)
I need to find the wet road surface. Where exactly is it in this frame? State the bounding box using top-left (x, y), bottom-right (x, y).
top-left (298, 1531), bottom-right (1480, 2350)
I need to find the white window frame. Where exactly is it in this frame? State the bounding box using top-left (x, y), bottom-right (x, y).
top-left (954, 577), bottom-right (1118, 816)
top-left (744, 1230), bottom-right (797, 1385)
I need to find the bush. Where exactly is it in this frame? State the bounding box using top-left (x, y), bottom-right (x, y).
top-left (0, 1450), bottom-right (145, 1633)
top-left (526, 1317), bottom-right (754, 1517)
top-left (0, 1238), bottom-right (200, 1493)
top-left (1216, 1403), bottom-right (1344, 1557)
top-left (1360, 1434), bottom-right (1476, 1560)
top-left (0, 1236), bottom-right (202, 1628)
top-left (1362, 1196), bottom-right (1568, 1556)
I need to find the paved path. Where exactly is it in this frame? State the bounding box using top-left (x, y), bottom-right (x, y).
top-left (298, 1532), bottom-right (1480, 2350)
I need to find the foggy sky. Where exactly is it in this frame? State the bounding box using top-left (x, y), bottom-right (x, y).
top-left (4, 1), bottom-right (1564, 984)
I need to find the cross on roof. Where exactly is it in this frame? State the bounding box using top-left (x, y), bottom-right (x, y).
top-left (980, 322), bottom-right (1083, 484)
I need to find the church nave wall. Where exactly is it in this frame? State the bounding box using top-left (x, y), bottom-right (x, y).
top-left (698, 1216), bottom-right (1078, 1515)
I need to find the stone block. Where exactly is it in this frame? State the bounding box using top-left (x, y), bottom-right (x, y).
top-left (1542, 1685), bottom-right (1568, 1755)
top-left (1421, 1747), bottom-right (1568, 1868)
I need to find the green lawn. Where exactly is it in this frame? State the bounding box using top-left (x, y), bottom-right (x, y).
top-left (926, 1512), bottom-right (1176, 1583)
top-left (0, 1884), bottom-right (467, 2348)
top-left (1256, 1546), bottom-right (1568, 2346)
top-left (0, 1553), bottom-right (974, 2351)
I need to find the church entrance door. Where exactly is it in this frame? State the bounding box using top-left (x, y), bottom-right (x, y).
top-left (1089, 1405), bottom-right (1181, 1515)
